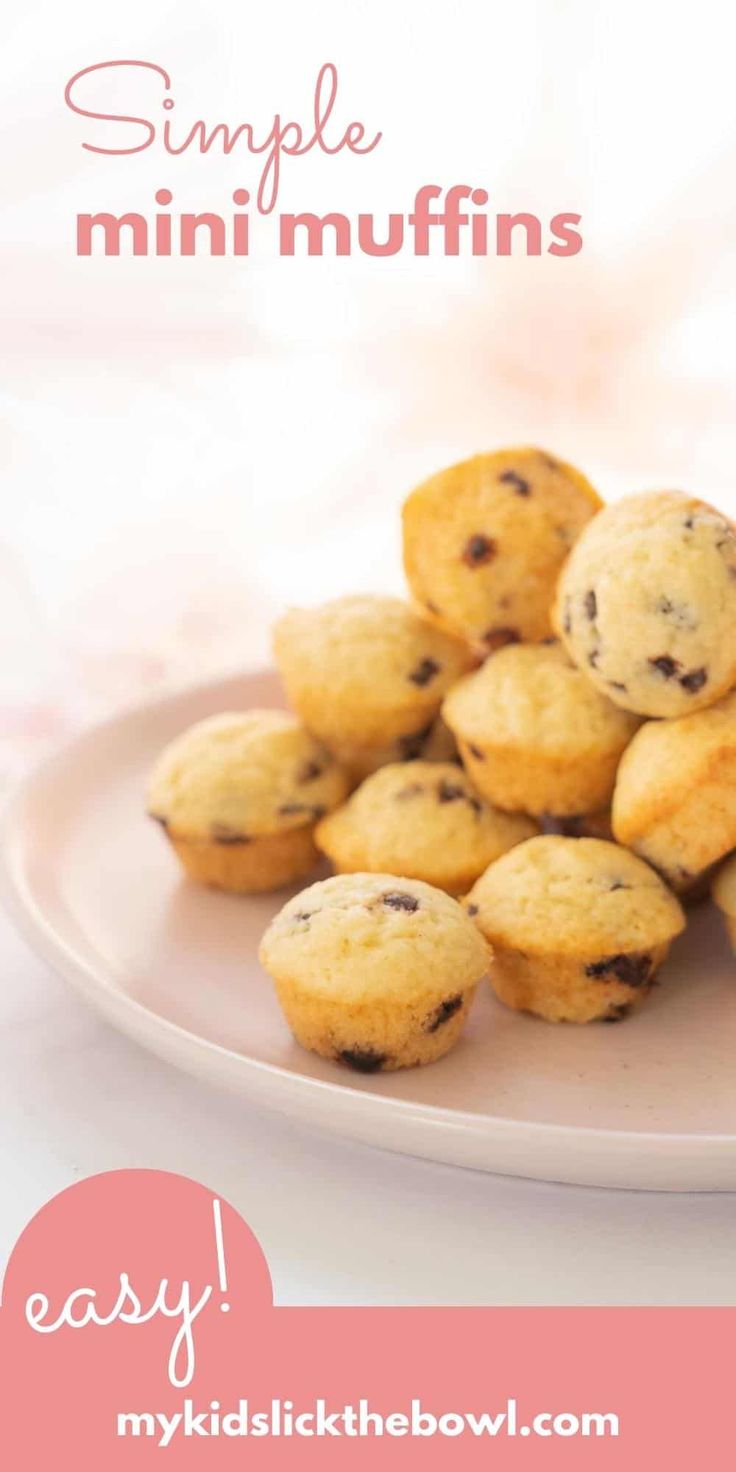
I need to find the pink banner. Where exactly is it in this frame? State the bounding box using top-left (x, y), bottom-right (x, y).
top-left (0, 1170), bottom-right (731, 1467)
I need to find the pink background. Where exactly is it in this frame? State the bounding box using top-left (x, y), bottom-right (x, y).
top-left (4, 0), bottom-right (736, 786)
top-left (0, 1170), bottom-right (733, 1467)
top-left (2, 0), bottom-right (736, 1422)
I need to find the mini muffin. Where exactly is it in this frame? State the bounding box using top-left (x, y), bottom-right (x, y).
top-left (612, 690), bottom-right (736, 894)
top-left (443, 642), bottom-right (639, 817)
top-left (332, 715), bottom-right (459, 784)
top-left (315, 761), bottom-right (538, 894)
top-left (147, 710), bottom-right (350, 893)
top-left (259, 872), bottom-right (490, 1070)
top-left (465, 835), bottom-right (685, 1023)
top-left (273, 595), bottom-right (474, 756)
top-left (402, 447), bottom-right (601, 650)
top-left (555, 490), bottom-right (736, 718)
top-left (712, 856), bottom-right (736, 952)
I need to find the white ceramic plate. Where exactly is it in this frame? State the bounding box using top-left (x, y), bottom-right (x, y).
top-left (2, 669), bottom-right (736, 1191)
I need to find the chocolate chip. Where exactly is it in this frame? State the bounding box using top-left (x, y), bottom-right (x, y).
top-left (399, 722), bottom-right (433, 760)
top-left (683, 515), bottom-right (695, 530)
top-left (584, 588), bottom-right (597, 620)
top-left (278, 801), bottom-right (325, 821)
top-left (499, 469), bottom-right (531, 496)
top-left (435, 777), bottom-right (481, 812)
top-left (401, 744), bottom-right (424, 763)
top-left (656, 596), bottom-right (696, 630)
top-left (408, 656), bottom-right (441, 687)
top-left (585, 953), bottom-right (652, 987)
top-left (468, 743), bottom-right (485, 761)
top-left (297, 760), bottom-right (324, 783)
top-left (437, 779), bottom-right (466, 803)
top-left (294, 910), bottom-right (313, 922)
top-left (649, 654), bottom-right (681, 680)
top-left (483, 627), bottom-right (520, 652)
top-left (381, 891), bottom-right (420, 913)
top-left (588, 648), bottom-right (600, 669)
top-left (395, 782), bottom-right (423, 801)
top-left (210, 824), bottom-right (250, 844)
top-left (462, 533), bottom-right (497, 567)
top-left (426, 994), bottom-right (463, 1032)
top-left (543, 814), bottom-right (583, 836)
top-left (602, 1004), bottom-right (631, 1023)
top-left (466, 903), bottom-right (479, 917)
top-left (338, 1048), bottom-right (387, 1073)
top-left (680, 667), bottom-right (707, 694)
top-left (716, 538), bottom-right (736, 577)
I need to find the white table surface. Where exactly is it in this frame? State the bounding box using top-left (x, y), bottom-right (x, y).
top-left (1, 906), bottom-right (734, 1306)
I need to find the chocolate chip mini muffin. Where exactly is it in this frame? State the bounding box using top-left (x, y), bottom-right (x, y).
top-left (555, 490), bottom-right (736, 718)
top-left (443, 642), bottom-right (639, 817)
top-left (273, 595), bottom-right (475, 758)
top-left (712, 856), bottom-right (736, 952)
top-left (402, 447), bottom-right (601, 650)
top-left (612, 690), bottom-right (736, 894)
top-left (147, 710), bottom-right (350, 893)
top-left (315, 761), bottom-right (538, 895)
top-left (259, 872), bottom-right (490, 1070)
top-left (464, 835), bottom-right (685, 1023)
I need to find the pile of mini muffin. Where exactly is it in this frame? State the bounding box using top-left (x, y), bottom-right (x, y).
top-left (148, 448), bottom-right (736, 1074)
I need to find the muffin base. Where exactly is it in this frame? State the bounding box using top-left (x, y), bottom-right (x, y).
top-left (717, 913), bottom-right (736, 953)
top-left (664, 865), bottom-right (716, 905)
top-left (487, 941), bottom-right (671, 1023)
top-left (619, 785), bottom-right (736, 898)
top-left (271, 978), bottom-right (477, 1070)
top-left (458, 737), bottom-right (621, 818)
top-left (166, 826), bottom-right (319, 893)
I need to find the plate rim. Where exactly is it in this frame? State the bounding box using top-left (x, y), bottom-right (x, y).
top-left (2, 671), bottom-right (736, 1190)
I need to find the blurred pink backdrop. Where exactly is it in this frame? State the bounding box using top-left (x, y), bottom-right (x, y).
top-left (3, 0), bottom-right (736, 785)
